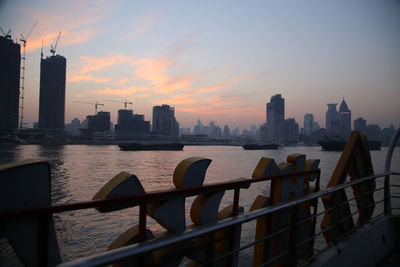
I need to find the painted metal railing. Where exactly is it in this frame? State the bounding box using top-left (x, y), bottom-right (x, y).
top-left (0, 128), bottom-right (399, 267)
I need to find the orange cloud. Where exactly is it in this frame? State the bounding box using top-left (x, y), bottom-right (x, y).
top-left (67, 74), bottom-right (113, 83)
top-left (114, 78), bottom-right (129, 86)
top-left (133, 58), bottom-right (193, 93)
top-left (91, 86), bottom-right (148, 96)
top-left (77, 53), bottom-right (132, 73)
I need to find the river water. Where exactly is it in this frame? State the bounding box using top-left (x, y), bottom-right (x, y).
top-left (0, 144), bottom-right (399, 265)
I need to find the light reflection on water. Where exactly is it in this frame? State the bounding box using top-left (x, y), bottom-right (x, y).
top-left (0, 144), bottom-right (399, 264)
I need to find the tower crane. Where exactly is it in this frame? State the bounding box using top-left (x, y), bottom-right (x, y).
top-left (74, 101), bottom-right (105, 115)
top-left (105, 99), bottom-right (133, 109)
top-left (50, 31), bottom-right (61, 55)
top-left (19, 20), bottom-right (38, 129)
top-left (0, 27), bottom-right (11, 39)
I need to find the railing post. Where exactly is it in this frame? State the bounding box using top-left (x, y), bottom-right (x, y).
top-left (37, 214), bottom-right (49, 267)
top-left (228, 186), bottom-right (241, 267)
top-left (384, 127), bottom-right (400, 216)
top-left (288, 204), bottom-right (299, 266)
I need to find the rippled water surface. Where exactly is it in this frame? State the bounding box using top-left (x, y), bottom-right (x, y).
top-left (1, 144), bottom-right (399, 264)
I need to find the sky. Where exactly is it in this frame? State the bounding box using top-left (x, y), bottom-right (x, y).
top-left (0, 0), bottom-right (399, 131)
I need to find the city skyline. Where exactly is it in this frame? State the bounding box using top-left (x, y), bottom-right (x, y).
top-left (1, 0), bottom-right (399, 130)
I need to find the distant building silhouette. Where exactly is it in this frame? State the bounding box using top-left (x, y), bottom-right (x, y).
top-left (223, 125), bottom-right (231, 137)
top-left (115, 109), bottom-right (150, 137)
top-left (304, 113), bottom-right (314, 136)
top-left (338, 98), bottom-right (351, 138)
top-left (0, 36), bottom-right (20, 134)
top-left (284, 118), bottom-right (299, 143)
top-left (325, 104), bottom-right (339, 135)
top-left (38, 55), bottom-right (66, 132)
top-left (152, 104), bottom-right (179, 137)
top-left (266, 94), bottom-right (285, 141)
top-left (354, 117), bottom-right (367, 134)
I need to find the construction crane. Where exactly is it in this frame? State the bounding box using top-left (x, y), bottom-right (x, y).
top-left (74, 101), bottom-right (104, 115)
top-left (19, 20), bottom-right (38, 129)
top-left (50, 31), bottom-right (61, 55)
top-left (0, 27), bottom-right (11, 39)
top-left (105, 99), bottom-right (133, 109)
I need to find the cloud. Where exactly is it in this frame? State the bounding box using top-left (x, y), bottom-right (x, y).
top-left (67, 74), bottom-right (113, 83)
top-left (91, 86), bottom-right (148, 96)
top-left (114, 78), bottom-right (129, 86)
top-left (20, 0), bottom-right (111, 53)
top-left (127, 15), bottom-right (158, 38)
top-left (74, 94), bottom-right (83, 98)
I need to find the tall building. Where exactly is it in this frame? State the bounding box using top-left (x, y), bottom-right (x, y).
top-left (266, 94), bottom-right (285, 141)
top-left (152, 104), bottom-right (179, 137)
top-left (0, 36), bottom-right (20, 134)
top-left (38, 55), bottom-right (66, 132)
top-left (284, 118), bottom-right (299, 143)
top-left (354, 117), bottom-right (367, 134)
top-left (325, 104), bottom-right (339, 135)
top-left (338, 98), bottom-right (351, 138)
top-left (304, 113), bottom-right (314, 136)
top-left (115, 109), bottom-right (150, 137)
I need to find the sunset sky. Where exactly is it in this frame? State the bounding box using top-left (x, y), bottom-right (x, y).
top-left (1, 0), bottom-right (399, 131)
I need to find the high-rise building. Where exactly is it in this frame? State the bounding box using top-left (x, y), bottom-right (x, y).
top-left (0, 36), bottom-right (20, 134)
top-left (304, 113), bottom-right (314, 136)
top-left (338, 98), bottom-right (351, 138)
top-left (266, 94), bottom-right (285, 141)
top-left (325, 104), bottom-right (339, 135)
top-left (115, 109), bottom-right (150, 137)
top-left (284, 118), bottom-right (299, 143)
top-left (38, 55), bottom-right (66, 132)
top-left (354, 117), bottom-right (367, 134)
top-left (152, 104), bottom-right (179, 137)
top-left (97, 111), bottom-right (111, 132)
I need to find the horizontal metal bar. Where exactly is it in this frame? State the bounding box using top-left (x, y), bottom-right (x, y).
top-left (0, 171), bottom-right (392, 222)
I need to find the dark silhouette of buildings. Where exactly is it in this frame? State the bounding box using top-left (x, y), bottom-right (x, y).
top-left (284, 118), bottom-right (299, 143)
top-left (325, 103), bottom-right (339, 135)
top-left (115, 109), bottom-right (150, 137)
top-left (304, 113), bottom-right (314, 136)
top-left (338, 98), bottom-right (351, 138)
top-left (38, 55), bottom-right (66, 132)
top-left (354, 117), bottom-right (367, 134)
top-left (266, 94), bottom-right (285, 141)
top-left (152, 104), bottom-right (179, 137)
top-left (0, 36), bottom-right (20, 134)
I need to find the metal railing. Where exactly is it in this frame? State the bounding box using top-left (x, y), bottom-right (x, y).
top-left (1, 127), bottom-right (399, 267)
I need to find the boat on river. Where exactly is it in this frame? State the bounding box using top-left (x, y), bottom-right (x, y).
top-left (242, 143), bottom-right (279, 150)
top-left (118, 142), bottom-right (184, 151)
top-left (319, 139), bottom-right (382, 151)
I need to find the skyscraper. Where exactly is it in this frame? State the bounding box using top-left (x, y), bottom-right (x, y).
top-left (325, 104), bottom-right (339, 135)
top-left (0, 36), bottom-right (20, 134)
top-left (304, 113), bottom-right (314, 136)
top-left (266, 94), bottom-right (285, 141)
top-left (152, 104), bottom-right (179, 137)
top-left (38, 55), bottom-right (66, 132)
top-left (354, 117), bottom-right (367, 134)
top-left (338, 98), bottom-right (351, 138)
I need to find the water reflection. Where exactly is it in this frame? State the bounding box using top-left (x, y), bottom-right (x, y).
top-left (0, 145), bottom-right (398, 263)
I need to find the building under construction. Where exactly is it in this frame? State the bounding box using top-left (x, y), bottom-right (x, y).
top-left (115, 109), bottom-right (150, 138)
top-left (0, 36), bottom-right (20, 134)
top-left (38, 55), bottom-right (66, 132)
